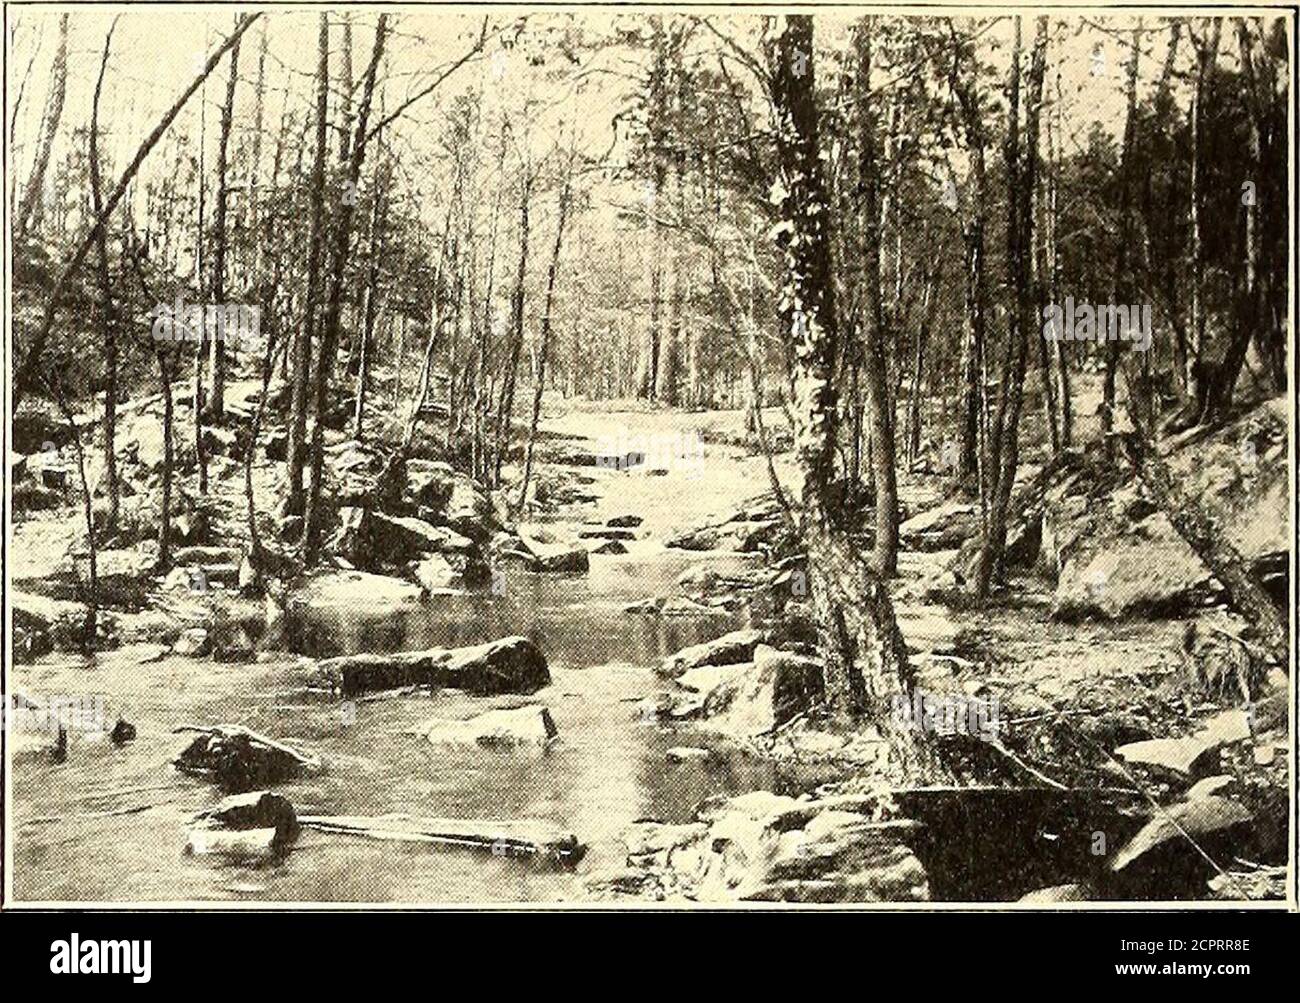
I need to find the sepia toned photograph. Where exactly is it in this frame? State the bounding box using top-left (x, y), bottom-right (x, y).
top-left (2, 1), bottom-right (1294, 914)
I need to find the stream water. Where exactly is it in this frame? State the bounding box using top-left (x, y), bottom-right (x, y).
top-left (10, 549), bottom-right (784, 903)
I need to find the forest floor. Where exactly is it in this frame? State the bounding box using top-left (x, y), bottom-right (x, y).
top-left (7, 377), bottom-right (1291, 903)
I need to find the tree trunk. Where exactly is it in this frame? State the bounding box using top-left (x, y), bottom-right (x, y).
top-left (285, 13), bottom-right (330, 521)
top-left (494, 175), bottom-right (532, 485)
top-left (1207, 19), bottom-right (1265, 420)
top-left (354, 142), bottom-right (388, 440)
top-left (303, 16), bottom-right (388, 562)
top-left (16, 13), bottom-right (68, 238)
top-left (975, 17), bottom-right (1045, 597)
top-left (205, 20), bottom-right (242, 423)
top-left (764, 15), bottom-right (922, 757)
top-left (193, 75), bottom-right (209, 497)
top-left (157, 353), bottom-right (175, 569)
top-left (855, 20), bottom-right (899, 576)
top-left (906, 260), bottom-right (938, 464)
top-left (90, 20), bottom-right (120, 536)
top-left (949, 34), bottom-right (989, 492)
top-left (1187, 20), bottom-right (1222, 394)
top-left (1100, 23), bottom-right (1141, 442)
top-left (518, 171), bottom-right (574, 510)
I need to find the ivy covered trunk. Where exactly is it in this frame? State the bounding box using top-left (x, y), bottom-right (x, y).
top-left (763, 14), bottom-right (921, 759)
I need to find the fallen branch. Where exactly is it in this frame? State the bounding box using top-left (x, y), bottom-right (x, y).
top-left (297, 813), bottom-right (583, 865)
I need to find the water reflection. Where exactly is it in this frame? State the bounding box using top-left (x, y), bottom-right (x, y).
top-left (13, 560), bottom-right (783, 903)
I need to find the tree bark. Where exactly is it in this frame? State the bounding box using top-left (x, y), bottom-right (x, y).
top-left (16, 13), bottom-right (68, 238)
top-left (975, 17), bottom-right (1045, 597)
top-left (494, 174), bottom-right (533, 485)
top-left (764, 15), bottom-right (922, 755)
top-left (517, 168), bottom-right (574, 510)
top-left (285, 13), bottom-right (330, 521)
top-left (89, 20), bottom-right (120, 536)
top-left (1100, 23), bottom-right (1141, 442)
top-left (854, 20), bottom-right (899, 576)
top-left (303, 15), bottom-right (389, 562)
top-left (206, 21), bottom-right (242, 423)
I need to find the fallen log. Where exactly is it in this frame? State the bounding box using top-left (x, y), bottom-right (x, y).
top-left (297, 813), bottom-right (584, 866)
top-left (309, 635), bottom-right (549, 697)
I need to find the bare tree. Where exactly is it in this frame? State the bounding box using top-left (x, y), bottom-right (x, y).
top-left (16, 13), bottom-right (68, 237)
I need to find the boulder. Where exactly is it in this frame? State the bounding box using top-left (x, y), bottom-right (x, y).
top-left (514, 532), bottom-right (590, 573)
top-left (330, 507), bottom-right (478, 572)
top-left (192, 790), bottom-right (299, 844)
top-left (310, 635), bottom-right (550, 697)
top-left (411, 554), bottom-right (466, 593)
top-left (1109, 796), bottom-right (1252, 874)
top-left (666, 520), bottom-right (781, 553)
top-left (12, 602), bottom-right (54, 662)
top-left (413, 704), bottom-right (558, 750)
top-left (1018, 883), bottom-right (1093, 903)
top-left (900, 502), bottom-right (979, 552)
top-left (263, 429), bottom-right (288, 461)
top-left (437, 473), bottom-right (501, 543)
top-left (607, 515), bottom-right (643, 528)
top-left (403, 459), bottom-right (456, 512)
top-left (697, 645), bottom-right (824, 738)
top-left (591, 540), bottom-right (628, 556)
top-left (578, 529), bottom-right (636, 541)
top-left (13, 480), bottom-right (63, 513)
top-left (172, 627), bottom-right (212, 657)
top-left (200, 425), bottom-right (249, 461)
top-left (1113, 736), bottom-right (1220, 779)
top-left (174, 725), bottom-right (322, 792)
top-left (604, 793), bottom-right (927, 903)
top-left (530, 544), bottom-right (589, 574)
top-left (1039, 401), bottom-right (1288, 620)
top-left (660, 628), bottom-right (765, 678)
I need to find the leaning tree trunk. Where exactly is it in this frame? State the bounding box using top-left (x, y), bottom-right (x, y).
top-left (1121, 431), bottom-right (1285, 667)
top-left (1206, 19), bottom-right (1265, 421)
top-left (14, 14), bottom-right (262, 408)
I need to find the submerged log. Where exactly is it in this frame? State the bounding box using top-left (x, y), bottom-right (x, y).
top-left (297, 813), bottom-right (584, 866)
top-left (310, 635), bottom-right (550, 697)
